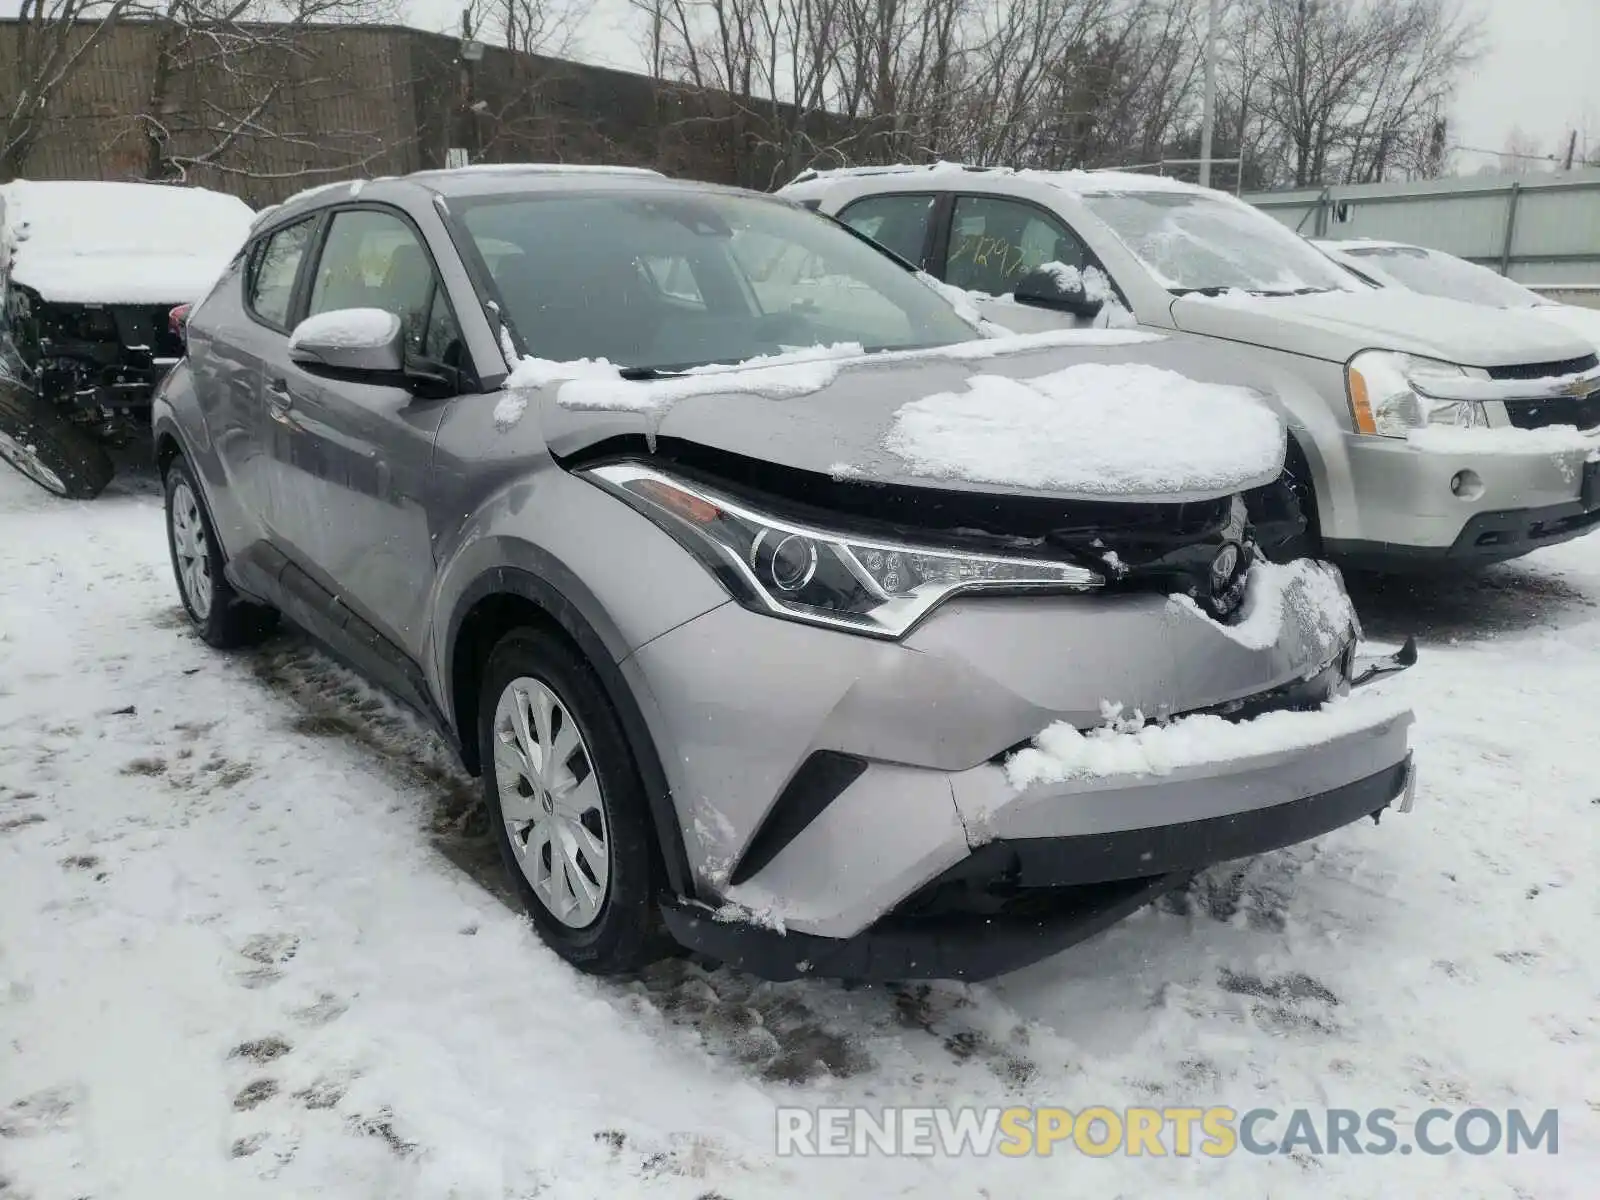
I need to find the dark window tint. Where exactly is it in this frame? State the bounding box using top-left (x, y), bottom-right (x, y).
top-left (308, 209), bottom-right (438, 350)
top-left (946, 196), bottom-right (1089, 296)
top-left (837, 194), bottom-right (936, 265)
top-left (247, 218), bottom-right (315, 328)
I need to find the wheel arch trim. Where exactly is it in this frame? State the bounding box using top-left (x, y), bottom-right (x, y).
top-left (443, 564), bottom-right (694, 899)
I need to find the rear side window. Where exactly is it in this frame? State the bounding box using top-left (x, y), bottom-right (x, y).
top-left (247, 218), bottom-right (316, 329)
top-left (837, 194), bottom-right (936, 266)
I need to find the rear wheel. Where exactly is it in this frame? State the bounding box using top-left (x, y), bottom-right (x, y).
top-left (0, 383), bottom-right (114, 499)
top-left (163, 457), bottom-right (277, 648)
top-left (478, 627), bottom-right (664, 974)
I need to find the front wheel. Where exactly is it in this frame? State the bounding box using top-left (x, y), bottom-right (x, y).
top-left (163, 458), bottom-right (277, 648)
top-left (478, 627), bottom-right (665, 974)
top-left (0, 383), bottom-right (114, 499)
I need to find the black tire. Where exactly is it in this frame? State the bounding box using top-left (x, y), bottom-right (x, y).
top-left (162, 457), bottom-right (278, 648)
top-left (0, 382), bottom-right (114, 499)
top-left (478, 627), bottom-right (665, 974)
top-left (1254, 438), bottom-right (1323, 563)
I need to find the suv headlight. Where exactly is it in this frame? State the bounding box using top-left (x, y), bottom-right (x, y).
top-left (1346, 350), bottom-right (1488, 437)
top-left (584, 462), bottom-right (1103, 638)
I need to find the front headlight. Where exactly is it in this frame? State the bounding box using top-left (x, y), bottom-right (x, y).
top-left (1346, 350), bottom-right (1488, 437)
top-left (584, 462), bottom-right (1103, 638)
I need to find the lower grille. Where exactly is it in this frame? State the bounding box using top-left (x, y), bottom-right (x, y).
top-left (1504, 392), bottom-right (1600, 431)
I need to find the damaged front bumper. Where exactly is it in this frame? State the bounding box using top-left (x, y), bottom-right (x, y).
top-left (640, 558), bottom-right (1418, 982)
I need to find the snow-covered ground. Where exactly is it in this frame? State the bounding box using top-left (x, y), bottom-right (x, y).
top-left (1, 462), bottom-right (1596, 1198)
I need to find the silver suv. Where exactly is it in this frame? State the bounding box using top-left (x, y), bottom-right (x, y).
top-left (780, 165), bottom-right (1600, 570)
top-left (154, 166), bottom-right (1415, 980)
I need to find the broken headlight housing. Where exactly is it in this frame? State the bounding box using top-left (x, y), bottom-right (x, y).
top-left (584, 462), bottom-right (1104, 638)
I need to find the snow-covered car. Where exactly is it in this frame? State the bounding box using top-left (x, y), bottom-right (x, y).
top-left (152, 166), bottom-right (1416, 981)
top-left (0, 180), bottom-right (254, 498)
top-left (1316, 237), bottom-right (1600, 356)
top-left (781, 165), bottom-right (1600, 571)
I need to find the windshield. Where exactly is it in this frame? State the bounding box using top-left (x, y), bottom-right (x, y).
top-left (1342, 245), bottom-right (1545, 308)
top-left (1081, 190), bottom-right (1355, 295)
top-left (455, 190), bottom-right (979, 371)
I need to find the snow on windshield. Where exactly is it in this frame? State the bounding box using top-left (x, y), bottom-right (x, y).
top-left (1082, 191), bottom-right (1355, 295)
top-left (1345, 245), bottom-right (1545, 308)
top-left (881, 361), bottom-right (1284, 496)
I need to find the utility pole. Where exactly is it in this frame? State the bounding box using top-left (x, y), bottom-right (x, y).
top-left (1199, 0), bottom-right (1220, 188)
top-left (1563, 129), bottom-right (1578, 171)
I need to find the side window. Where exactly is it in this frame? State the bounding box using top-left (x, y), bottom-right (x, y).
top-left (307, 209), bottom-right (439, 352)
top-left (945, 196), bottom-right (1091, 296)
top-left (421, 287), bottom-right (461, 365)
top-left (247, 218), bottom-right (316, 329)
top-left (837, 194), bottom-right (936, 266)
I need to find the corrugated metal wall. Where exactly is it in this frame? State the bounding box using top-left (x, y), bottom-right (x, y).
top-left (1245, 170), bottom-right (1600, 287)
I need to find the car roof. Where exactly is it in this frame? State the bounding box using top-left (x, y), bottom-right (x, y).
top-left (261, 163), bottom-right (769, 232)
top-left (781, 161), bottom-right (1216, 199)
top-left (1316, 238), bottom-right (1422, 253)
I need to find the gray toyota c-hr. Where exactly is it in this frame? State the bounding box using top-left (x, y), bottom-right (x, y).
top-left (154, 165), bottom-right (1417, 981)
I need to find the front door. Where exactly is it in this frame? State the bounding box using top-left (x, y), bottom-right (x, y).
top-left (263, 205), bottom-right (463, 670)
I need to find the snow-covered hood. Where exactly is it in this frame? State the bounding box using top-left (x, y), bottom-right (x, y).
top-left (525, 331), bottom-right (1288, 504)
top-left (1171, 289), bottom-right (1596, 369)
top-left (1, 180), bottom-right (253, 306)
top-left (1529, 302), bottom-right (1600, 353)
top-left (8, 249), bottom-right (241, 307)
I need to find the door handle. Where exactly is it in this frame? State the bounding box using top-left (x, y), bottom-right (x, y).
top-left (265, 378), bottom-right (293, 409)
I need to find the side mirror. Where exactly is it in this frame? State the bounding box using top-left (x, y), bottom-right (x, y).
top-left (1013, 264), bottom-right (1104, 319)
top-left (288, 308), bottom-right (404, 376)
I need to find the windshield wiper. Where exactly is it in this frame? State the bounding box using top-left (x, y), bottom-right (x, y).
top-left (617, 366), bottom-right (687, 381)
top-left (1171, 285), bottom-right (1331, 298)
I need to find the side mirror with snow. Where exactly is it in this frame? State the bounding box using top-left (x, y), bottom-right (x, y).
top-left (288, 308), bottom-right (405, 377)
top-left (1013, 264), bottom-right (1104, 320)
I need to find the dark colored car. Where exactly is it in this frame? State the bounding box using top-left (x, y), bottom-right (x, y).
top-left (0, 180), bottom-right (253, 497)
top-left (152, 165), bottom-right (1416, 982)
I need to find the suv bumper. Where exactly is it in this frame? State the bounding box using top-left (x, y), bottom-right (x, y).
top-left (1333, 432), bottom-right (1600, 567)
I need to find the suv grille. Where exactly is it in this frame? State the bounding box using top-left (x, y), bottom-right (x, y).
top-left (1485, 354), bottom-right (1600, 431)
top-left (1504, 393), bottom-right (1600, 431)
top-left (1486, 354), bottom-right (1597, 381)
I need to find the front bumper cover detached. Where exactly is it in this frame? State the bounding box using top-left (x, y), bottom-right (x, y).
top-left (662, 647), bottom-right (1419, 983)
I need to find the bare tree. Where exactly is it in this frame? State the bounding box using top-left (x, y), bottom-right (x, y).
top-left (2, 0), bottom-right (136, 179)
top-left (1247, 0), bottom-right (1479, 187)
top-left (128, 0), bottom-right (407, 191)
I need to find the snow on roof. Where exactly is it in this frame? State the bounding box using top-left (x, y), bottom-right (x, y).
top-left (881, 361), bottom-right (1283, 496)
top-left (785, 160), bottom-right (1214, 198)
top-left (0, 180), bottom-right (254, 305)
top-left (1316, 238), bottom-right (1419, 252)
top-left (413, 163), bottom-right (664, 180)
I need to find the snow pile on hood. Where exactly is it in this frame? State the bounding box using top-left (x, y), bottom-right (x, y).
top-left (1, 180), bottom-right (253, 305)
top-left (1170, 557), bottom-right (1358, 653)
top-left (506, 328), bottom-right (1166, 416)
top-left (287, 308), bottom-right (399, 352)
top-left (882, 361), bottom-right (1284, 495)
top-left (1005, 688), bottom-right (1409, 791)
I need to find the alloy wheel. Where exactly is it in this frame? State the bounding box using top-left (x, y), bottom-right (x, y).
top-left (0, 428), bottom-right (67, 495)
